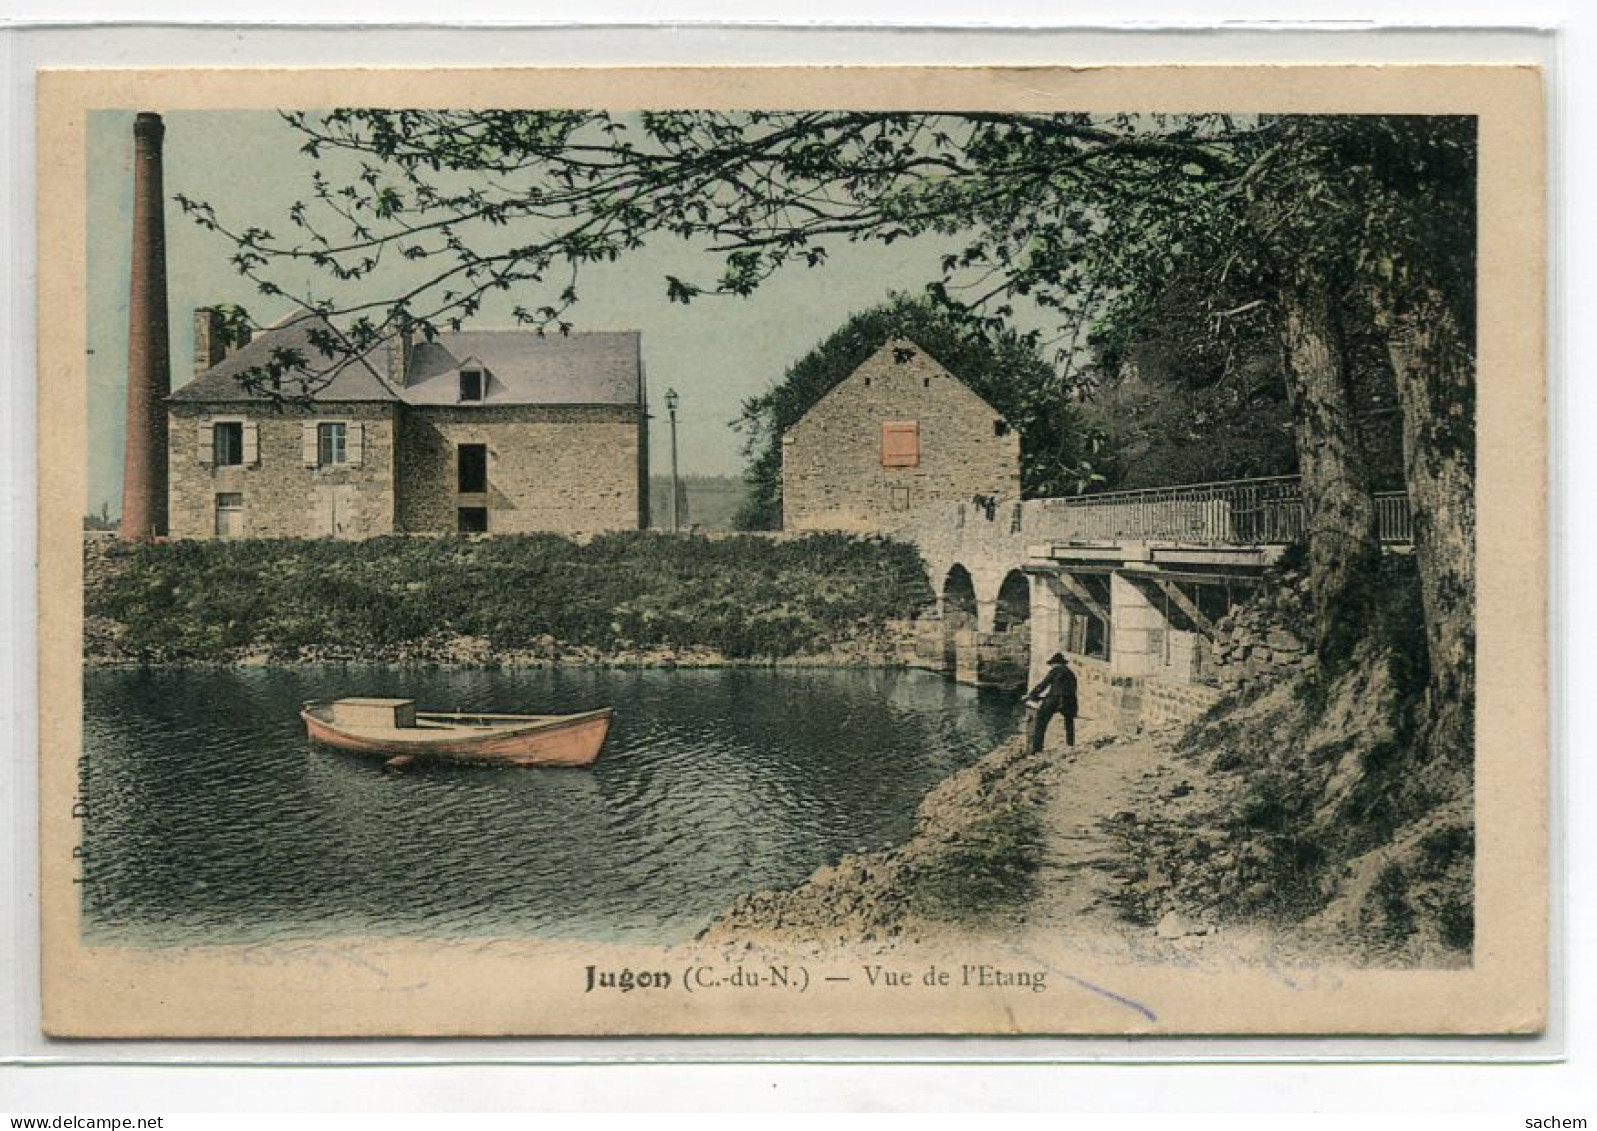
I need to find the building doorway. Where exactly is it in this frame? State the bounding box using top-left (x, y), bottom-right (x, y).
top-left (214, 492), bottom-right (243, 538)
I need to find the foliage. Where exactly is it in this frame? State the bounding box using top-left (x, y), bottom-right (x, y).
top-left (179, 111), bottom-right (1473, 435)
top-left (1079, 123), bottom-right (1439, 494)
top-left (86, 532), bottom-right (933, 663)
top-left (180, 111), bottom-right (1469, 503)
top-left (733, 294), bottom-right (1108, 528)
top-left (180, 111), bottom-right (1470, 501)
top-left (182, 109), bottom-right (1478, 759)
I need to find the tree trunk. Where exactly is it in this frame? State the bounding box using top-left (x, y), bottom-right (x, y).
top-left (1383, 287), bottom-right (1476, 763)
top-left (1277, 266), bottom-right (1383, 663)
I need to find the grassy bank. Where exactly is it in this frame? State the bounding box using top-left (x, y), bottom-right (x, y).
top-left (84, 531), bottom-right (933, 666)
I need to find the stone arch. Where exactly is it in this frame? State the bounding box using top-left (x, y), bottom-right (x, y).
top-left (941, 564), bottom-right (979, 681)
top-left (993, 569), bottom-right (1031, 634)
top-left (981, 569), bottom-right (1033, 691)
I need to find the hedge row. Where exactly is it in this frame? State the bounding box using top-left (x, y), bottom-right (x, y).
top-left (86, 531), bottom-right (934, 662)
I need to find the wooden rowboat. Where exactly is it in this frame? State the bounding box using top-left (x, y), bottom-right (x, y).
top-left (300, 697), bottom-right (611, 769)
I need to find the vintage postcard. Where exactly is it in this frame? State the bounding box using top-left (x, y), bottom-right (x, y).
top-left (36, 64), bottom-right (1546, 1038)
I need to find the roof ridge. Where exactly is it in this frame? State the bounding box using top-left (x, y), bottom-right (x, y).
top-left (353, 340), bottom-right (403, 400)
top-left (437, 328), bottom-right (640, 337)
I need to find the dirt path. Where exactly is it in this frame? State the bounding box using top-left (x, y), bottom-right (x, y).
top-left (1016, 723), bottom-right (1381, 972)
top-left (1019, 731), bottom-right (1169, 936)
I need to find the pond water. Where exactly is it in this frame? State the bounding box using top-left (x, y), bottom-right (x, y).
top-left (79, 666), bottom-right (1023, 946)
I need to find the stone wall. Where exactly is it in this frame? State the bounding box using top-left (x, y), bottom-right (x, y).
top-left (168, 402), bottom-right (398, 539)
top-left (975, 627), bottom-right (1030, 691)
top-left (1043, 658), bottom-right (1223, 737)
top-left (1141, 679), bottom-right (1225, 731)
top-left (1211, 568), bottom-right (1317, 692)
top-left (1070, 657), bottom-right (1142, 734)
top-left (394, 405), bottom-right (646, 535)
top-left (782, 339), bottom-right (1020, 532)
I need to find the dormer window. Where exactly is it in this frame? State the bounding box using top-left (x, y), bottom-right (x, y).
top-left (459, 367), bottom-right (485, 403)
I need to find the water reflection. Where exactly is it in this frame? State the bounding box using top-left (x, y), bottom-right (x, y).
top-left (81, 666), bottom-right (1022, 946)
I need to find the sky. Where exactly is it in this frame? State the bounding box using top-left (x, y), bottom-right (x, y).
top-left (86, 109), bottom-right (978, 515)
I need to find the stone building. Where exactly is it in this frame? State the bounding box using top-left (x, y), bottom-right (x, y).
top-left (780, 337), bottom-right (1021, 532)
top-left (167, 311), bottom-right (649, 539)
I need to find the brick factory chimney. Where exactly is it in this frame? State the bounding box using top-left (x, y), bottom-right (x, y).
top-left (118, 111), bottom-right (170, 541)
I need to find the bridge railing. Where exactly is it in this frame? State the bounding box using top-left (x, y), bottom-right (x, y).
top-left (1022, 475), bottom-right (1413, 546)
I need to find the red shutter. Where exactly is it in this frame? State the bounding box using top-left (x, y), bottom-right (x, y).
top-left (881, 421), bottom-right (920, 467)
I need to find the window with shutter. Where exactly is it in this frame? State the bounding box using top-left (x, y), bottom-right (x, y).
top-left (197, 421), bottom-right (214, 466)
top-left (212, 422), bottom-right (244, 466)
top-left (880, 421), bottom-right (919, 468)
top-left (318, 422), bottom-right (348, 467)
top-left (346, 422), bottom-right (364, 467)
top-left (242, 422), bottom-right (260, 466)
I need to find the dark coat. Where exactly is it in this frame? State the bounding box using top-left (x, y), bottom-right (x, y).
top-left (1028, 664), bottom-right (1078, 715)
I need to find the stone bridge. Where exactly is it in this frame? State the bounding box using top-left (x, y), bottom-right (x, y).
top-left (897, 476), bottom-right (1413, 734)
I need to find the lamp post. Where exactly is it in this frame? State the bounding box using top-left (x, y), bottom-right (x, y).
top-left (665, 387), bottom-right (681, 534)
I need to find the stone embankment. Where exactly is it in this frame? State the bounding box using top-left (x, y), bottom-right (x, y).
top-left (82, 626), bottom-right (914, 671)
top-left (1209, 566), bottom-right (1316, 692)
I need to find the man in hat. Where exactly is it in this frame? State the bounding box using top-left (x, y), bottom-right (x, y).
top-left (1026, 652), bottom-right (1078, 753)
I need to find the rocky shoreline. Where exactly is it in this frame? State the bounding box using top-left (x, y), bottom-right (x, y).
top-left (699, 734), bottom-right (1052, 948)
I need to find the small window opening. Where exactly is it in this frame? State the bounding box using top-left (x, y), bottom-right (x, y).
top-left (994, 419), bottom-right (1011, 437)
top-left (460, 368), bottom-right (485, 402)
top-left (457, 506), bottom-right (489, 534)
top-left (458, 444), bottom-right (488, 493)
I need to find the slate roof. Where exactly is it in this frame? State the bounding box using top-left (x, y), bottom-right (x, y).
top-left (169, 313), bottom-right (398, 403)
top-left (400, 331), bottom-right (642, 406)
top-left (171, 316), bottom-right (644, 408)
